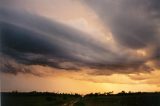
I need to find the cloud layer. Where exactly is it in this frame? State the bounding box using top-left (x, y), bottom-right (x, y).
top-left (84, 0), bottom-right (160, 69)
top-left (0, 1), bottom-right (160, 76)
top-left (85, 0), bottom-right (160, 48)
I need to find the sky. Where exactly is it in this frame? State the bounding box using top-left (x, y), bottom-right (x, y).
top-left (0, 0), bottom-right (160, 94)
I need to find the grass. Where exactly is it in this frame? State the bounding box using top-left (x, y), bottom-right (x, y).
top-left (1, 92), bottom-right (160, 106)
top-left (1, 92), bottom-right (80, 106)
top-left (82, 92), bottom-right (160, 106)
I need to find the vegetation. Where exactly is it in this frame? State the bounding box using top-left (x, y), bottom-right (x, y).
top-left (1, 91), bottom-right (160, 106)
top-left (1, 91), bottom-right (81, 106)
top-left (83, 91), bottom-right (160, 106)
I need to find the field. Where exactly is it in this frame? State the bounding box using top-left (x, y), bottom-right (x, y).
top-left (1, 92), bottom-right (160, 106)
top-left (81, 92), bottom-right (160, 106)
top-left (1, 92), bottom-right (81, 106)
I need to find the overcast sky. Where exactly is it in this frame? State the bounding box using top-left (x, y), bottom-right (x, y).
top-left (1, 0), bottom-right (160, 94)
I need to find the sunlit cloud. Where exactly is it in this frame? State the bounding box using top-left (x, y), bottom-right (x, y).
top-left (0, 0), bottom-right (160, 93)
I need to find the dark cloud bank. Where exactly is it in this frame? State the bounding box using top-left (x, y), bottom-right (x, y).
top-left (85, 0), bottom-right (160, 48)
top-left (0, 0), bottom-right (160, 76)
top-left (84, 0), bottom-right (160, 69)
top-left (87, 0), bottom-right (160, 47)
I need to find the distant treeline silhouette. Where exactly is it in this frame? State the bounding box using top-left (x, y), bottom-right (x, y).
top-left (84, 91), bottom-right (160, 97)
top-left (1, 91), bottom-right (81, 98)
top-left (1, 90), bottom-right (160, 97)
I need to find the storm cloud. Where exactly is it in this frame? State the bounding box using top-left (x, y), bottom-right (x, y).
top-left (84, 0), bottom-right (160, 48)
top-left (84, 0), bottom-right (160, 69)
top-left (0, 5), bottom-right (159, 75)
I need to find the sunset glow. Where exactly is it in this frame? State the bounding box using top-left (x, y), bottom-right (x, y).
top-left (1, 0), bottom-right (160, 94)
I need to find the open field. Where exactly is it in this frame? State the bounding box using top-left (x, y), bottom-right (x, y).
top-left (81, 92), bottom-right (160, 106)
top-left (1, 92), bottom-right (160, 106)
top-left (1, 92), bottom-right (81, 106)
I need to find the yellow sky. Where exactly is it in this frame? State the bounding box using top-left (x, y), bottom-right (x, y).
top-left (1, 65), bottom-right (160, 94)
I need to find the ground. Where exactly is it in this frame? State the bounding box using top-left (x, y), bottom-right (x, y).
top-left (1, 92), bottom-right (160, 106)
